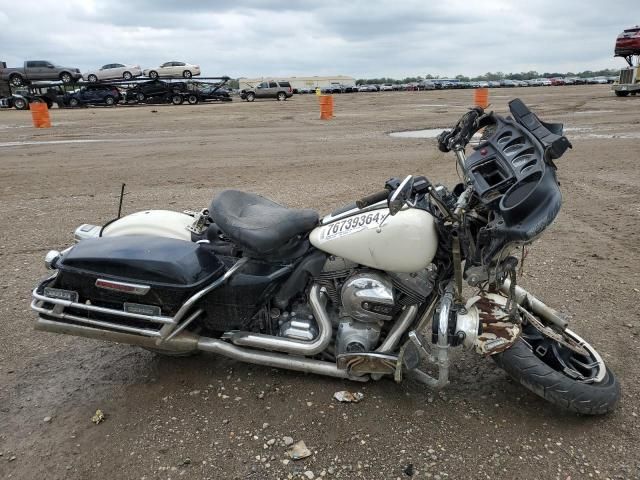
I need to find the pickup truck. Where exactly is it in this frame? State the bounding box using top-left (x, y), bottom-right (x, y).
top-left (1, 60), bottom-right (82, 87)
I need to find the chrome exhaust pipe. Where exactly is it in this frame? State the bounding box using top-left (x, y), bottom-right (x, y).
top-left (224, 284), bottom-right (333, 356)
top-left (375, 304), bottom-right (418, 353)
top-left (500, 278), bottom-right (568, 330)
top-left (34, 317), bottom-right (200, 353)
top-left (197, 337), bottom-right (365, 381)
top-left (35, 316), bottom-right (363, 381)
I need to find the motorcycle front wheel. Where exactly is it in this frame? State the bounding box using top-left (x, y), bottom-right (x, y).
top-left (493, 323), bottom-right (620, 415)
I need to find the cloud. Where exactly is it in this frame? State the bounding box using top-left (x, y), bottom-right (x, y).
top-left (0, 0), bottom-right (634, 78)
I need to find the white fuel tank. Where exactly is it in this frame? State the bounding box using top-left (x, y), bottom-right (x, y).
top-left (102, 210), bottom-right (193, 241)
top-left (310, 206), bottom-right (438, 273)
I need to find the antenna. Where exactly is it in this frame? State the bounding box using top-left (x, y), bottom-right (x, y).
top-left (117, 183), bottom-right (126, 219)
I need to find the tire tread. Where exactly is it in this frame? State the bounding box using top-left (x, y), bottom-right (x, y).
top-left (493, 339), bottom-right (620, 415)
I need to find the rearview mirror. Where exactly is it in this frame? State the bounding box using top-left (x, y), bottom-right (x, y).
top-left (388, 175), bottom-right (414, 216)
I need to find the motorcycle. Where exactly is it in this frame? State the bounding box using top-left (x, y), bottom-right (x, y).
top-left (31, 99), bottom-right (620, 415)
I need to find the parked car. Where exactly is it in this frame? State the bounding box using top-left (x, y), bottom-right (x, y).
top-left (0, 95), bottom-right (10, 108)
top-left (124, 79), bottom-right (187, 104)
top-left (550, 78), bottom-right (565, 86)
top-left (420, 81), bottom-right (436, 90)
top-left (64, 85), bottom-right (121, 107)
top-left (0, 96), bottom-right (13, 108)
top-left (380, 84), bottom-right (394, 91)
top-left (358, 85), bottom-right (377, 92)
top-left (192, 84), bottom-right (232, 103)
top-left (4, 85), bottom-right (64, 110)
top-left (319, 84), bottom-right (343, 94)
top-left (614, 25), bottom-right (640, 57)
top-left (143, 62), bottom-right (201, 79)
top-left (240, 80), bottom-right (293, 101)
top-left (1, 60), bottom-right (82, 87)
top-left (563, 77), bottom-right (576, 85)
top-left (84, 63), bottom-right (142, 82)
top-left (487, 81), bottom-right (501, 88)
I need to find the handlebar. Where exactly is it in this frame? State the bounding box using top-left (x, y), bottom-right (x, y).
top-left (437, 106), bottom-right (485, 153)
top-left (356, 189), bottom-right (389, 209)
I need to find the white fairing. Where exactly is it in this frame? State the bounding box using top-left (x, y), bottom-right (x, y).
top-left (310, 207), bottom-right (438, 273)
top-left (102, 210), bottom-right (192, 241)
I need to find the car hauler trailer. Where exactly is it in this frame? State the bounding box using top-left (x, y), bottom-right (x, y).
top-left (0, 61), bottom-right (11, 98)
top-left (612, 59), bottom-right (639, 97)
top-left (613, 26), bottom-right (640, 97)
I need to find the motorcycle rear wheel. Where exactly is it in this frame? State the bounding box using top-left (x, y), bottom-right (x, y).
top-left (493, 326), bottom-right (620, 415)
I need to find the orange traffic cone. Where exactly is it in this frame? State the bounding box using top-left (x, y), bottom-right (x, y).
top-left (30, 102), bottom-right (51, 128)
top-left (474, 88), bottom-right (489, 109)
top-left (319, 95), bottom-right (334, 120)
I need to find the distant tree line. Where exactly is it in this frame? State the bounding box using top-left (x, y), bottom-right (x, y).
top-left (355, 69), bottom-right (619, 85)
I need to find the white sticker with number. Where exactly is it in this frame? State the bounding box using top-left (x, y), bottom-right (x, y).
top-left (322, 211), bottom-right (389, 240)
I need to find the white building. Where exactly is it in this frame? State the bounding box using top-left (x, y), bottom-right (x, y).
top-left (239, 75), bottom-right (356, 91)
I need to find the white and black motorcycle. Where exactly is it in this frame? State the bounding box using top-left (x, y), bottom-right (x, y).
top-left (31, 99), bottom-right (620, 414)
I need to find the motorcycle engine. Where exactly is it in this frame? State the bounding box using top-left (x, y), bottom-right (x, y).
top-left (313, 257), bottom-right (436, 355)
top-left (336, 272), bottom-right (394, 354)
top-left (335, 268), bottom-right (436, 355)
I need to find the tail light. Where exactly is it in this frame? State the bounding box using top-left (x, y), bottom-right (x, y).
top-left (288, 87), bottom-right (292, 92)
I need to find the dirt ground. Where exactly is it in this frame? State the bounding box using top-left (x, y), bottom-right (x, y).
top-left (0, 86), bottom-right (639, 480)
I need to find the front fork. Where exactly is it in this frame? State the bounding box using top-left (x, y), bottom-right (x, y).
top-left (498, 278), bottom-right (568, 331)
top-left (401, 277), bottom-right (569, 388)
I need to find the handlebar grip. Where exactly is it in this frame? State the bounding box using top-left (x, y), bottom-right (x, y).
top-left (439, 107), bottom-right (485, 151)
top-left (457, 107), bottom-right (483, 145)
top-left (356, 190), bottom-right (389, 209)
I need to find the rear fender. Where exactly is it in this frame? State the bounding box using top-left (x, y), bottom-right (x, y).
top-left (75, 210), bottom-right (194, 242)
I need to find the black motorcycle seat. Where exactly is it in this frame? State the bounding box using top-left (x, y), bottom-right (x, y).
top-left (210, 190), bottom-right (319, 255)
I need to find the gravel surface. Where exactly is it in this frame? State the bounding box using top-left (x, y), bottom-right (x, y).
top-left (0, 86), bottom-right (639, 479)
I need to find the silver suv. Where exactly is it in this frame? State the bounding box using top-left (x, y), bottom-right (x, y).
top-left (241, 80), bottom-right (293, 102)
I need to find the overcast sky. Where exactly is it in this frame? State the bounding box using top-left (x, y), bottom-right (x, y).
top-left (0, 0), bottom-right (634, 78)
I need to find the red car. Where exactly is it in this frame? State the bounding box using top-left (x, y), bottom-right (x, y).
top-left (615, 25), bottom-right (640, 56)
